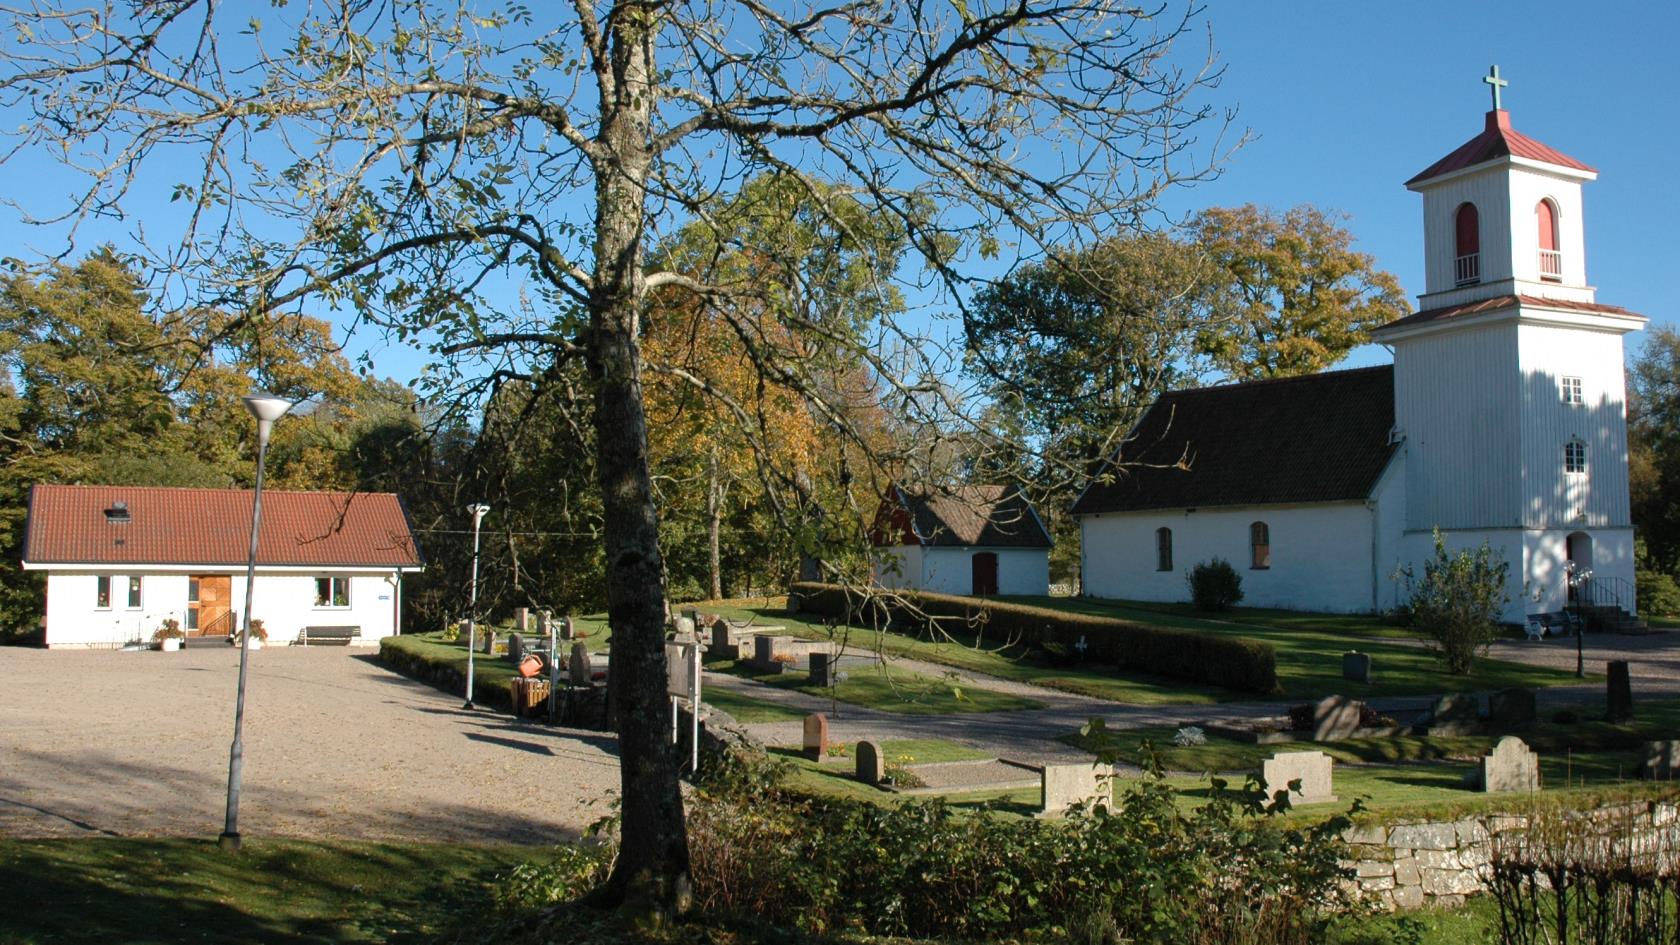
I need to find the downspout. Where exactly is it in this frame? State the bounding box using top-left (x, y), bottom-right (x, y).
top-left (394, 570), bottom-right (403, 636)
top-left (1368, 500), bottom-right (1381, 614)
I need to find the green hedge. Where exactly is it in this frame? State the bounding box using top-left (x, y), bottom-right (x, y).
top-left (379, 633), bottom-right (516, 711)
top-left (789, 582), bottom-right (1278, 694)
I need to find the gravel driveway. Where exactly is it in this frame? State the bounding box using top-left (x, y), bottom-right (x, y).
top-left (0, 646), bottom-right (620, 844)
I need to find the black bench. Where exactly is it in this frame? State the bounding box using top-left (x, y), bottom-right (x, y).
top-left (297, 625), bottom-right (361, 646)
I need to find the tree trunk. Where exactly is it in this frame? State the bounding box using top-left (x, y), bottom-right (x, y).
top-left (589, 12), bottom-right (691, 916)
top-left (707, 451), bottom-right (722, 601)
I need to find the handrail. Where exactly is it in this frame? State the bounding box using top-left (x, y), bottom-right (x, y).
top-left (1581, 575), bottom-right (1636, 617)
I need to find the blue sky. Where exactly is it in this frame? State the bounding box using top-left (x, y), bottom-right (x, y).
top-left (1171, 2), bottom-right (1678, 369)
top-left (1, 2), bottom-right (1672, 386)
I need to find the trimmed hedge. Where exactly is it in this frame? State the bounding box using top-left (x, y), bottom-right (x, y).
top-left (789, 582), bottom-right (1278, 695)
top-left (379, 633), bottom-right (516, 712)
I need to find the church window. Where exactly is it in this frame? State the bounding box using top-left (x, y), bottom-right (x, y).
top-left (1565, 439), bottom-right (1586, 474)
top-left (1454, 203), bottom-right (1480, 286)
top-left (1155, 527), bottom-right (1173, 571)
top-left (1561, 376), bottom-right (1583, 405)
top-left (1250, 522), bottom-right (1271, 570)
top-left (1537, 199), bottom-right (1562, 280)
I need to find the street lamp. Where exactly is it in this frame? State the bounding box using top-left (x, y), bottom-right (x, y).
top-left (463, 503), bottom-right (491, 709)
top-left (220, 391), bottom-right (293, 852)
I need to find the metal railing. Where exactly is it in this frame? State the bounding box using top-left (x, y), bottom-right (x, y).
top-left (1539, 248), bottom-right (1562, 280)
top-left (1580, 575), bottom-right (1636, 617)
top-left (190, 611), bottom-right (236, 638)
top-left (1455, 252), bottom-right (1480, 286)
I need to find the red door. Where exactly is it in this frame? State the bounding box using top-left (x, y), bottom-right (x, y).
top-left (971, 552), bottom-right (999, 596)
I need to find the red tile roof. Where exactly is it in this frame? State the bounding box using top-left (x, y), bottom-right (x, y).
top-left (871, 483), bottom-right (1052, 549)
top-left (1407, 110), bottom-right (1594, 186)
top-left (1373, 294), bottom-right (1646, 334)
top-left (1071, 367), bottom-right (1398, 515)
top-left (23, 484), bottom-right (423, 569)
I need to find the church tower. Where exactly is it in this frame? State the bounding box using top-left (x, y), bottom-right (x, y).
top-left (1372, 67), bottom-right (1646, 619)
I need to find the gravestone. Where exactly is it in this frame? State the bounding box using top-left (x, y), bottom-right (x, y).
top-left (803, 713), bottom-right (829, 760)
top-left (1644, 741), bottom-right (1680, 780)
top-left (1039, 763), bottom-right (1115, 817)
top-left (1608, 661), bottom-right (1634, 721)
top-left (569, 642), bottom-right (593, 686)
top-left (1312, 695), bottom-right (1365, 741)
top-left (856, 740), bottom-right (885, 786)
top-left (560, 616), bottom-right (576, 640)
top-left (1481, 736), bottom-right (1540, 793)
top-left (1425, 693), bottom-right (1481, 734)
top-left (537, 610), bottom-right (552, 638)
top-left (515, 607), bottom-right (530, 633)
top-left (673, 615), bottom-right (696, 639)
top-left (480, 628), bottom-right (497, 655)
top-left (681, 607), bottom-right (700, 630)
top-left (753, 635), bottom-right (794, 672)
top-left (1488, 688), bottom-right (1537, 729)
top-left (1261, 750), bottom-right (1335, 805)
top-left (507, 632), bottom-right (525, 662)
top-left (1341, 651), bottom-right (1372, 684)
top-left (809, 652), bottom-right (836, 687)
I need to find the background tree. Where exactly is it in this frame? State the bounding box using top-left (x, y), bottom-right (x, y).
top-left (0, 1), bottom-right (1227, 911)
top-left (1191, 204), bottom-right (1409, 380)
top-left (1631, 326), bottom-right (1680, 575)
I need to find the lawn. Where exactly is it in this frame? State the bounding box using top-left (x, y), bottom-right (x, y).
top-left (0, 837), bottom-right (547, 945)
top-left (710, 656), bottom-right (1044, 715)
top-left (701, 686), bottom-right (807, 723)
top-left (694, 595), bottom-right (1584, 705)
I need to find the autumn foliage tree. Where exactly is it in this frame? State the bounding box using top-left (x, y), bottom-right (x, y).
top-left (0, 0), bottom-right (1228, 913)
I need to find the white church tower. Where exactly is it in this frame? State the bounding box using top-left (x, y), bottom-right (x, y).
top-left (1372, 66), bottom-right (1646, 620)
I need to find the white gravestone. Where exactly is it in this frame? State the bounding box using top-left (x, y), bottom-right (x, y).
top-left (1262, 750), bottom-right (1336, 805)
top-left (1481, 736), bottom-right (1540, 793)
top-left (1038, 763), bottom-right (1115, 817)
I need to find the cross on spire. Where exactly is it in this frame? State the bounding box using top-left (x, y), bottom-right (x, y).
top-left (1483, 64), bottom-right (1508, 111)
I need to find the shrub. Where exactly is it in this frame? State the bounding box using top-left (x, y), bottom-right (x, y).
top-left (1396, 531), bottom-right (1509, 675)
top-left (789, 582), bottom-right (1279, 694)
top-left (151, 618), bottom-right (183, 642)
top-left (1637, 569), bottom-right (1680, 616)
top-left (1187, 558), bottom-right (1244, 611)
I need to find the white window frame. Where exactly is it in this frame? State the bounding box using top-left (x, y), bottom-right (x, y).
top-left (1565, 439), bottom-right (1587, 475)
top-left (1561, 376), bottom-right (1583, 405)
top-left (95, 575), bottom-right (112, 610)
top-left (314, 576), bottom-right (351, 609)
top-left (126, 575), bottom-right (142, 610)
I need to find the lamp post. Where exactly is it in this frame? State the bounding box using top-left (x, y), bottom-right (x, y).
top-left (463, 503), bottom-right (490, 709)
top-left (220, 392), bottom-right (293, 852)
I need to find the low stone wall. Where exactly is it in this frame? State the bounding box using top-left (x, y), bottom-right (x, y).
top-left (1344, 800), bottom-right (1680, 911)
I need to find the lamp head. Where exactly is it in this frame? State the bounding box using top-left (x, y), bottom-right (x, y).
top-left (467, 503), bottom-right (491, 526)
top-left (242, 392), bottom-right (295, 424)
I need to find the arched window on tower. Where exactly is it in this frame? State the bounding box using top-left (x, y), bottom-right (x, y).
top-left (1454, 202), bottom-right (1480, 286)
top-left (1537, 199), bottom-right (1562, 281)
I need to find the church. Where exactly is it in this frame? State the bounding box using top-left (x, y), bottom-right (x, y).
top-left (1072, 70), bottom-right (1646, 624)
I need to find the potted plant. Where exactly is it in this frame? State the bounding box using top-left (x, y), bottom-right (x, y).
top-left (243, 619), bottom-right (268, 651)
top-left (153, 618), bottom-right (184, 652)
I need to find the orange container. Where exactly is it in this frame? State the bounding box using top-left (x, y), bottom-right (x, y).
top-left (516, 654), bottom-right (543, 677)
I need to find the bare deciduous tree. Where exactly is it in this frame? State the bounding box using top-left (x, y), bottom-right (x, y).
top-left (0, 0), bottom-right (1228, 913)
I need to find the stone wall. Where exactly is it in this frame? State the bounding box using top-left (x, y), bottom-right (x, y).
top-left (1343, 801), bottom-right (1680, 911)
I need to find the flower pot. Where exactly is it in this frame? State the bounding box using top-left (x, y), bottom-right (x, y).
top-left (160, 638), bottom-right (181, 652)
top-left (248, 638), bottom-right (263, 651)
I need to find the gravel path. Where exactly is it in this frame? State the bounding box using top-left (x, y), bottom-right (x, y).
top-left (0, 646), bottom-right (620, 843)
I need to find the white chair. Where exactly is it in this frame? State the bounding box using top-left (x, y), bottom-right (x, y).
top-left (1524, 616), bottom-right (1547, 642)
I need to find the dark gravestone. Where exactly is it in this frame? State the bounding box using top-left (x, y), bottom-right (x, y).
top-left (803, 713), bottom-right (830, 761)
top-left (809, 652), bottom-right (836, 688)
top-left (1312, 695), bottom-right (1364, 741)
top-left (507, 633), bottom-right (525, 663)
top-left (569, 642), bottom-right (592, 686)
top-left (560, 616), bottom-right (576, 640)
top-left (1341, 651), bottom-right (1372, 684)
top-left (1488, 688), bottom-right (1537, 730)
top-left (1425, 693), bottom-right (1481, 736)
top-left (856, 740), bottom-right (885, 785)
top-left (1608, 660), bottom-right (1634, 721)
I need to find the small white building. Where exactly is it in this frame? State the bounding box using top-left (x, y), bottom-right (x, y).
top-left (1074, 87), bottom-right (1645, 623)
top-left (870, 483), bottom-right (1052, 597)
top-left (22, 483), bottom-right (424, 648)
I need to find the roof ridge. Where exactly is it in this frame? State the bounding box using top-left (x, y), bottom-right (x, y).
top-left (34, 483), bottom-right (398, 499)
top-left (1163, 364), bottom-right (1393, 398)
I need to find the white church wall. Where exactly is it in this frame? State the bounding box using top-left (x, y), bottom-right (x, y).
top-left (1505, 167), bottom-right (1590, 290)
top-left (1393, 527), bottom-right (1635, 623)
top-left (872, 545), bottom-right (924, 591)
top-left (1420, 170), bottom-right (1513, 296)
top-left (1371, 458), bottom-right (1410, 614)
top-left (1080, 502), bottom-right (1377, 613)
top-left (1516, 322), bottom-right (1633, 529)
top-left (1394, 321), bottom-right (1523, 532)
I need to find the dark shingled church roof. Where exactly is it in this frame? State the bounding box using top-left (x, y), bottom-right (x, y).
top-left (1070, 366), bottom-right (1399, 516)
top-left (871, 483), bottom-right (1052, 549)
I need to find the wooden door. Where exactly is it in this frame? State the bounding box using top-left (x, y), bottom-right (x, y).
top-left (971, 552), bottom-right (999, 597)
top-left (190, 575), bottom-right (234, 637)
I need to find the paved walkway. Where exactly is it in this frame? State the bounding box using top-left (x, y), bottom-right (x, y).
top-left (0, 647), bottom-right (619, 843)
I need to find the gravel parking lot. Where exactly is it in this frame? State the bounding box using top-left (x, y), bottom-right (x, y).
top-left (0, 646), bottom-right (620, 844)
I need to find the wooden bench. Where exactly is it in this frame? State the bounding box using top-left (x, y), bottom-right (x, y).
top-left (297, 625), bottom-right (361, 646)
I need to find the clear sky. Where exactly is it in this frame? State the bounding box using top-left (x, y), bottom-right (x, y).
top-left (1170, 2), bottom-right (1679, 368)
top-left (1, 2), bottom-right (1672, 385)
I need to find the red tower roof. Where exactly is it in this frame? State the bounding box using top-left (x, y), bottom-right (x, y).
top-left (1407, 110), bottom-right (1595, 186)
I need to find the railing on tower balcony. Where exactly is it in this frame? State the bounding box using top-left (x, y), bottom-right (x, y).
top-left (1454, 252), bottom-right (1480, 286)
top-left (1539, 249), bottom-right (1563, 281)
